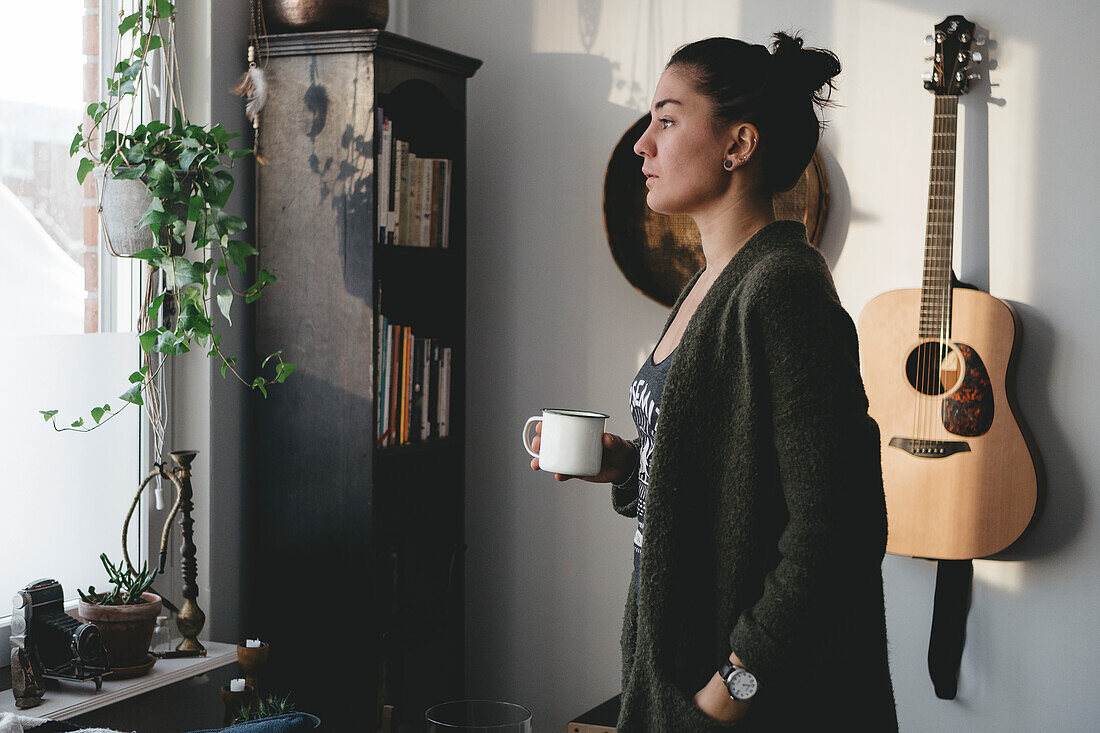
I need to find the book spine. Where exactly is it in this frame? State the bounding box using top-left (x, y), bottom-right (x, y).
top-left (411, 338), bottom-right (423, 443)
top-left (376, 312), bottom-right (386, 445)
top-left (400, 325), bottom-right (409, 444)
top-left (389, 322), bottom-right (400, 447)
top-left (404, 327), bottom-right (413, 444)
top-left (402, 149), bottom-right (413, 246)
top-left (387, 122), bottom-right (397, 245)
top-left (394, 140), bottom-right (407, 247)
top-left (375, 107), bottom-right (383, 245)
top-left (379, 318), bottom-right (390, 447)
top-left (398, 325), bottom-right (407, 445)
top-left (429, 159), bottom-right (443, 249)
top-left (409, 157), bottom-right (422, 247)
top-left (378, 113), bottom-right (390, 246)
top-left (419, 158), bottom-right (433, 247)
top-left (420, 338), bottom-right (431, 441)
top-left (441, 159), bottom-right (452, 249)
top-left (438, 346), bottom-right (449, 438)
top-left (428, 340), bottom-right (440, 439)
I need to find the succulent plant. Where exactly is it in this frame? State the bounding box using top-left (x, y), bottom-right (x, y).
top-left (78, 553), bottom-right (157, 606)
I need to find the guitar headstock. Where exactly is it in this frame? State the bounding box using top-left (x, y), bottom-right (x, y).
top-left (923, 15), bottom-right (984, 96)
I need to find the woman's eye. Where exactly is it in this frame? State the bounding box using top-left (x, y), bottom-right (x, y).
top-left (660, 118), bottom-right (673, 129)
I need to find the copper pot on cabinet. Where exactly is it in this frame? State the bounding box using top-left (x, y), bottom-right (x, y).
top-left (262, 0), bottom-right (388, 33)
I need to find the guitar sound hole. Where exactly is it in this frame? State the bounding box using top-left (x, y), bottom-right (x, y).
top-left (905, 341), bottom-right (962, 396)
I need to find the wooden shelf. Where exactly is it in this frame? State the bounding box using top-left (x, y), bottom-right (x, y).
top-left (376, 435), bottom-right (462, 457)
top-left (0, 641), bottom-right (237, 721)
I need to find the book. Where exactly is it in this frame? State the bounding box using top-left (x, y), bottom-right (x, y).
top-left (394, 140), bottom-right (408, 247)
top-left (428, 340), bottom-right (440, 439)
top-left (408, 157), bottom-right (423, 247)
top-left (429, 159), bottom-right (445, 248)
top-left (403, 326), bottom-right (413, 444)
top-left (389, 322), bottom-right (400, 447)
top-left (420, 337), bottom-right (431, 441)
top-left (376, 312), bottom-right (387, 444)
top-left (441, 159), bottom-right (452, 249)
top-left (439, 346), bottom-right (451, 437)
top-left (387, 119), bottom-right (397, 245)
top-left (401, 326), bottom-right (410, 444)
top-left (377, 110), bottom-right (390, 246)
top-left (411, 338), bottom-right (424, 443)
top-left (419, 157), bottom-right (433, 247)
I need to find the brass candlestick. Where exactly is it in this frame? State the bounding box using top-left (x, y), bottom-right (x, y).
top-left (171, 450), bottom-right (207, 654)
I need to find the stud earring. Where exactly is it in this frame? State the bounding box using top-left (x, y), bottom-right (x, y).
top-left (724, 159), bottom-right (734, 170)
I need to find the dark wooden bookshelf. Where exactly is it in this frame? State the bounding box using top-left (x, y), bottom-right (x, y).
top-left (249, 29), bottom-right (480, 732)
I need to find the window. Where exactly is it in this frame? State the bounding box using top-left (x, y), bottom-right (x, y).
top-left (0, 0), bottom-right (146, 640)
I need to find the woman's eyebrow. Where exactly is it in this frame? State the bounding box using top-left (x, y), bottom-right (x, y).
top-left (651, 99), bottom-right (682, 113)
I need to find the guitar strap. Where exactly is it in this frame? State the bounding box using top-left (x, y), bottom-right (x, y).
top-left (927, 559), bottom-right (973, 699)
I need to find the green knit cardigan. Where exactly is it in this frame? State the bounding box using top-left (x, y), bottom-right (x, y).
top-left (612, 220), bottom-right (897, 731)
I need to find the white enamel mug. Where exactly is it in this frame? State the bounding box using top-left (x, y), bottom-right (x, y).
top-left (522, 408), bottom-right (609, 477)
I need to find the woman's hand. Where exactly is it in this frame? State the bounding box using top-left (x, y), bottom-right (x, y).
top-left (528, 421), bottom-right (638, 484)
top-left (693, 671), bottom-right (751, 724)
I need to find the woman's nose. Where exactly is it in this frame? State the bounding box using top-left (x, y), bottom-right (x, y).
top-left (633, 128), bottom-right (651, 157)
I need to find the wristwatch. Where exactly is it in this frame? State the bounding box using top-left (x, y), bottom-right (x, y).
top-left (719, 660), bottom-right (759, 701)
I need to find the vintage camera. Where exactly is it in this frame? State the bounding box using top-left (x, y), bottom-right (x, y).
top-left (11, 579), bottom-right (109, 688)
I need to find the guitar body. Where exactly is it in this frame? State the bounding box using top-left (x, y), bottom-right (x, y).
top-left (858, 286), bottom-right (1037, 559)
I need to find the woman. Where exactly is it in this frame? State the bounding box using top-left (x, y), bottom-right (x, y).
top-left (531, 33), bottom-right (897, 731)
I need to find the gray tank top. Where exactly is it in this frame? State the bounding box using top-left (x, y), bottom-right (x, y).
top-left (629, 336), bottom-right (675, 602)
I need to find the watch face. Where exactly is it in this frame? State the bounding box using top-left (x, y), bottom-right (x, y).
top-left (729, 669), bottom-right (758, 700)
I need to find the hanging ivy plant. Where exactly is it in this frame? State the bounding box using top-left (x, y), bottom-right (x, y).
top-left (42, 0), bottom-right (293, 432)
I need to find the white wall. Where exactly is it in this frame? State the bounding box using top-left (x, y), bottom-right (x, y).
top-left (401, 1), bottom-right (1100, 731)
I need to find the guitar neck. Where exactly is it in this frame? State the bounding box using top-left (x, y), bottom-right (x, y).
top-left (920, 94), bottom-right (959, 339)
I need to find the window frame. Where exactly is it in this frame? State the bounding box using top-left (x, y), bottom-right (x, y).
top-left (0, 0), bottom-right (157, 669)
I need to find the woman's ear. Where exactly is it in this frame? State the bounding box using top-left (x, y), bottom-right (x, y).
top-left (727, 122), bottom-right (760, 162)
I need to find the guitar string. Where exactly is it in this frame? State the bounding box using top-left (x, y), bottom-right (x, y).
top-left (919, 94), bottom-right (940, 447)
top-left (940, 94), bottom-right (957, 444)
top-left (917, 94), bottom-right (931, 447)
top-left (936, 94), bottom-right (952, 446)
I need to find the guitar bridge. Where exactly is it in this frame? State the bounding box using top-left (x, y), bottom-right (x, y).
top-left (888, 437), bottom-right (971, 458)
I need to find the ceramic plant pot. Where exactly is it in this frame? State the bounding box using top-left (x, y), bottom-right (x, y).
top-left (78, 592), bottom-right (162, 676)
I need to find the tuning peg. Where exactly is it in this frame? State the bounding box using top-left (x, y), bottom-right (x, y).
top-left (925, 34), bottom-right (934, 45)
top-left (921, 71), bottom-right (933, 82)
top-left (968, 72), bottom-right (982, 82)
top-left (971, 51), bottom-right (983, 63)
top-left (974, 33), bottom-right (987, 46)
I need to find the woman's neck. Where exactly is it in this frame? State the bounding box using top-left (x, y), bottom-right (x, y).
top-left (693, 194), bottom-right (777, 280)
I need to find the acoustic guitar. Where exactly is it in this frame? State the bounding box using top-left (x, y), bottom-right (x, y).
top-left (857, 16), bottom-right (1037, 560)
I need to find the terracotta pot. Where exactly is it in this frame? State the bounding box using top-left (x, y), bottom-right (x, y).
top-left (262, 0), bottom-right (388, 33)
top-left (78, 592), bottom-right (162, 670)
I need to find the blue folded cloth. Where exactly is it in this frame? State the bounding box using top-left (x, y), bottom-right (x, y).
top-left (186, 713), bottom-right (318, 733)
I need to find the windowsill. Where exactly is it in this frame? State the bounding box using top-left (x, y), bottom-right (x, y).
top-left (0, 641), bottom-right (237, 721)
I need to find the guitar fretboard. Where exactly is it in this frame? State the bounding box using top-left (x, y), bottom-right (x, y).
top-left (919, 94), bottom-right (958, 339)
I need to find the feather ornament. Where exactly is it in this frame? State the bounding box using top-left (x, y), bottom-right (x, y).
top-left (233, 65), bottom-right (268, 124)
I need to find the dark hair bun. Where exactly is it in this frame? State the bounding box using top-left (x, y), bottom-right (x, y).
top-left (664, 33), bottom-right (842, 193)
top-left (769, 31), bottom-right (842, 108)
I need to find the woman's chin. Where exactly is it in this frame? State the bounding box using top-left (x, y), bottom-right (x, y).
top-left (644, 194), bottom-right (684, 216)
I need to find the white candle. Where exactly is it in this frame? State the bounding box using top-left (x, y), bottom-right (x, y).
top-left (246, 639), bottom-right (262, 648)
top-left (230, 678), bottom-right (245, 692)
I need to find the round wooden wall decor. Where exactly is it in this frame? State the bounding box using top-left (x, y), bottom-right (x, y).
top-left (604, 114), bottom-right (830, 308)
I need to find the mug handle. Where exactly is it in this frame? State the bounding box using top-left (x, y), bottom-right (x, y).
top-left (522, 416), bottom-right (542, 458)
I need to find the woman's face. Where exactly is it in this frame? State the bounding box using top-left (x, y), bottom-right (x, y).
top-left (633, 66), bottom-right (729, 216)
